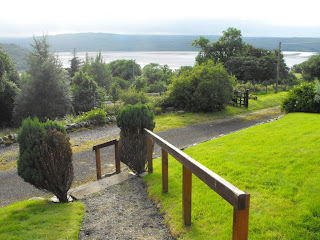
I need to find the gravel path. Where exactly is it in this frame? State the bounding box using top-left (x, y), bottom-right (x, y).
top-left (78, 177), bottom-right (175, 240)
top-left (0, 108), bottom-right (283, 207)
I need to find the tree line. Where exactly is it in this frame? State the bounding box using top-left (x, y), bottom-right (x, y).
top-left (3, 28), bottom-right (315, 128)
top-left (0, 35), bottom-right (176, 127)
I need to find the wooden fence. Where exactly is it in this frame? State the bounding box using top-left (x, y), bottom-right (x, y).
top-left (233, 89), bottom-right (249, 108)
top-left (144, 128), bottom-right (250, 240)
top-left (92, 139), bottom-right (120, 180)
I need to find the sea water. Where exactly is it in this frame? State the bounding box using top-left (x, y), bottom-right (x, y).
top-left (56, 51), bottom-right (318, 70)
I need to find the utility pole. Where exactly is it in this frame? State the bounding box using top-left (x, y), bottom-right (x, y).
top-left (132, 60), bottom-right (135, 81)
top-left (276, 42), bottom-right (281, 93)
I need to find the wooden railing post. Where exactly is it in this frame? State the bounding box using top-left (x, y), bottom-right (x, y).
top-left (233, 193), bottom-right (250, 240)
top-left (95, 149), bottom-right (101, 180)
top-left (245, 89), bottom-right (249, 108)
top-left (183, 166), bottom-right (192, 226)
top-left (147, 137), bottom-right (153, 173)
top-left (115, 140), bottom-right (121, 174)
top-left (162, 148), bottom-right (168, 193)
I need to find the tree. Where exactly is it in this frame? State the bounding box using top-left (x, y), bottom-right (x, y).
top-left (69, 48), bottom-right (82, 78)
top-left (109, 81), bottom-right (121, 104)
top-left (0, 48), bottom-right (20, 127)
top-left (225, 56), bottom-right (278, 88)
top-left (0, 47), bottom-right (20, 85)
top-left (192, 28), bottom-right (290, 86)
top-left (13, 36), bottom-right (72, 123)
top-left (71, 70), bottom-right (106, 113)
top-left (81, 51), bottom-right (113, 92)
top-left (160, 64), bottom-right (174, 84)
top-left (108, 59), bottom-right (142, 81)
top-left (192, 27), bottom-right (244, 64)
top-left (142, 63), bottom-right (163, 85)
top-left (132, 75), bottom-right (148, 92)
top-left (299, 55), bottom-right (320, 81)
top-left (168, 60), bottom-right (235, 112)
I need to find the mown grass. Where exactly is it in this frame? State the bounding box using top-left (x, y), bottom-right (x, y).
top-left (144, 113), bottom-right (320, 239)
top-left (0, 199), bottom-right (84, 240)
top-left (154, 92), bottom-right (287, 132)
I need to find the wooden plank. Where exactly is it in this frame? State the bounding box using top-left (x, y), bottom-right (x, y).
top-left (162, 148), bottom-right (168, 193)
top-left (115, 141), bottom-right (121, 174)
top-left (147, 138), bottom-right (153, 173)
top-left (95, 149), bottom-right (101, 180)
top-left (233, 193), bottom-right (250, 240)
top-left (92, 139), bottom-right (117, 151)
top-left (183, 166), bottom-right (192, 226)
top-left (144, 128), bottom-right (247, 210)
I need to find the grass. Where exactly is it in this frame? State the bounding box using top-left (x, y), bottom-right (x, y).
top-left (154, 92), bottom-right (287, 132)
top-left (144, 113), bottom-right (320, 239)
top-left (0, 199), bottom-right (84, 240)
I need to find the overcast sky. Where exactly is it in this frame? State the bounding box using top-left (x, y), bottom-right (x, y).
top-left (1, 0), bottom-right (319, 37)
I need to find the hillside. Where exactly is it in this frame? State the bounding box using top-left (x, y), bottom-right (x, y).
top-left (0, 33), bottom-right (319, 52)
top-left (0, 43), bottom-right (29, 71)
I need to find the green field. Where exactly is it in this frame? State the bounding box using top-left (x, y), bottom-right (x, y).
top-left (144, 113), bottom-right (320, 239)
top-left (0, 199), bottom-right (84, 240)
top-left (154, 92), bottom-right (286, 132)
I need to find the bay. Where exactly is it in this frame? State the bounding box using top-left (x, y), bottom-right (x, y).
top-left (56, 51), bottom-right (318, 70)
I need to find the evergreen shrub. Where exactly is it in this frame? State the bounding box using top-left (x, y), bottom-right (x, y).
top-left (117, 105), bottom-right (155, 174)
top-left (17, 118), bottom-right (73, 203)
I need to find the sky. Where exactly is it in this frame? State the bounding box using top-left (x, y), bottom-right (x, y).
top-left (1, 0), bottom-right (320, 37)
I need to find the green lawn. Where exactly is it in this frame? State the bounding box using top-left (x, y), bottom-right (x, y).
top-left (144, 113), bottom-right (320, 239)
top-left (154, 92), bottom-right (287, 132)
top-left (0, 199), bottom-right (84, 240)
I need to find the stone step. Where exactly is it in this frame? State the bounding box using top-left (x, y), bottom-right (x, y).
top-left (69, 171), bottom-right (134, 200)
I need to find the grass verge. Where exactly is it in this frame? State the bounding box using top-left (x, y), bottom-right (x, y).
top-left (154, 92), bottom-right (286, 132)
top-left (144, 113), bottom-right (320, 239)
top-left (0, 199), bottom-right (84, 240)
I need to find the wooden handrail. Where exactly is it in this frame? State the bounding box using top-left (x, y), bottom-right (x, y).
top-left (144, 128), bottom-right (247, 210)
top-left (144, 128), bottom-right (250, 239)
top-left (92, 139), bottom-right (120, 179)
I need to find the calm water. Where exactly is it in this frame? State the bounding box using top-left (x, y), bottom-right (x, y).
top-left (56, 51), bottom-right (318, 70)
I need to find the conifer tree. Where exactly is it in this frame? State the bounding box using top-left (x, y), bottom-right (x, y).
top-left (14, 36), bottom-right (72, 123)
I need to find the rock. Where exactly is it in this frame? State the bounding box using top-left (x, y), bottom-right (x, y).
top-left (0, 137), bottom-right (4, 145)
top-left (166, 107), bottom-right (175, 111)
top-left (109, 116), bottom-right (116, 123)
top-left (177, 110), bottom-right (185, 114)
top-left (2, 136), bottom-right (9, 141)
top-left (8, 134), bottom-right (17, 143)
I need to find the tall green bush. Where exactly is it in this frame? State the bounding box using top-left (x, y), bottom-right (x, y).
top-left (0, 48), bottom-right (20, 127)
top-left (17, 117), bottom-right (46, 187)
top-left (17, 118), bottom-right (73, 203)
top-left (168, 60), bottom-right (235, 112)
top-left (38, 129), bottom-right (73, 203)
top-left (120, 88), bottom-right (148, 105)
top-left (281, 82), bottom-right (320, 113)
top-left (117, 105), bottom-right (155, 174)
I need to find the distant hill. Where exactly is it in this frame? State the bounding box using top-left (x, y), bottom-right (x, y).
top-left (0, 33), bottom-right (319, 53)
top-left (0, 43), bottom-right (29, 71)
